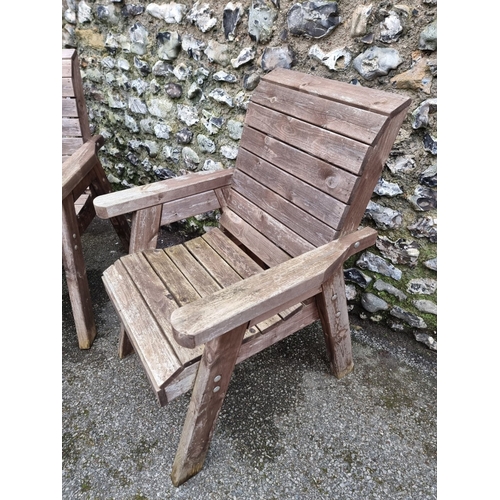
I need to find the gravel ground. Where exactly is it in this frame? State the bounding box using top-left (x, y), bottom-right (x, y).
top-left (62, 217), bottom-right (437, 499)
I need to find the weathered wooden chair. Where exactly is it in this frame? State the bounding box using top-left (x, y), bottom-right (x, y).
top-left (62, 48), bottom-right (130, 349)
top-left (94, 69), bottom-right (410, 485)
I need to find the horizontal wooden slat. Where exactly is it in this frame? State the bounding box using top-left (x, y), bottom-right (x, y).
top-left (235, 149), bottom-right (349, 230)
top-left (171, 227), bottom-right (377, 347)
top-left (62, 77), bottom-right (75, 97)
top-left (63, 117), bottom-right (83, 138)
top-left (262, 68), bottom-right (411, 117)
top-left (62, 137), bottom-right (84, 156)
top-left (252, 79), bottom-right (385, 145)
top-left (62, 59), bottom-right (72, 78)
top-left (94, 169), bottom-right (234, 219)
top-left (245, 103), bottom-right (369, 175)
top-left (62, 98), bottom-right (78, 117)
top-left (220, 209), bottom-right (290, 268)
top-left (102, 260), bottom-right (183, 394)
top-left (226, 189), bottom-right (315, 257)
top-left (230, 169), bottom-right (336, 246)
top-left (160, 191), bottom-right (220, 225)
top-left (239, 127), bottom-right (358, 204)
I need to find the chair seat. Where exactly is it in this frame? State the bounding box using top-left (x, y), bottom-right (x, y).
top-left (103, 227), bottom-right (311, 405)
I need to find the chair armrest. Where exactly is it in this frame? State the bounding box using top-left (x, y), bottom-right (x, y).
top-left (62, 135), bottom-right (105, 200)
top-left (171, 227), bottom-right (377, 348)
top-left (93, 169), bottom-right (234, 219)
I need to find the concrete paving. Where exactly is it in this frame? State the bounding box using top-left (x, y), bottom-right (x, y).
top-left (62, 217), bottom-right (437, 499)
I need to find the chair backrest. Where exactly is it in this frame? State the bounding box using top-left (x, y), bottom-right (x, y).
top-left (62, 49), bottom-right (91, 163)
top-left (220, 69), bottom-right (411, 268)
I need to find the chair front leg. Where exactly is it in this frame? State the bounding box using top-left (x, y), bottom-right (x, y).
top-left (316, 267), bottom-right (354, 379)
top-left (171, 323), bottom-right (247, 486)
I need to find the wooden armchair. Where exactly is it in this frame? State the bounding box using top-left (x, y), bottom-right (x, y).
top-left (94, 69), bottom-right (410, 485)
top-left (62, 49), bottom-right (130, 349)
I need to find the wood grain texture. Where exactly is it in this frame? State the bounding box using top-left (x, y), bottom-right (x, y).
top-left (252, 79), bottom-right (386, 145)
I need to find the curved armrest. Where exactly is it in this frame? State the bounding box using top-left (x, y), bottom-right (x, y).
top-left (62, 135), bottom-right (105, 200)
top-left (171, 227), bottom-right (377, 348)
top-left (94, 169), bottom-right (234, 219)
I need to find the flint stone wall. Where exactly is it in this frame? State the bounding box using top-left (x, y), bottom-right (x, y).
top-left (62, 0), bottom-right (438, 349)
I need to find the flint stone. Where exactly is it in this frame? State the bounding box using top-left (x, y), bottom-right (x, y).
top-left (157, 31), bottom-right (181, 60)
top-left (134, 57), bottom-right (150, 75)
top-left (162, 145), bottom-right (181, 162)
top-left (419, 20), bottom-right (437, 51)
top-left (353, 46), bottom-right (402, 80)
top-left (407, 278), bottom-right (437, 295)
top-left (419, 164), bottom-right (437, 188)
top-left (213, 71), bottom-right (238, 83)
top-left (182, 34), bottom-right (206, 60)
top-left (101, 57), bottom-right (115, 69)
top-left (108, 94), bottom-right (126, 108)
top-left (203, 159), bottom-right (224, 171)
top-left (243, 72), bottom-right (261, 90)
top-left (202, 111), bottom-right (225, 134)
top-left (356, 251), bottom-right (402, 280)
top-left (345, 284), bottom-right (357, 301)
top-left (154, 167), bottom-right (176, 179)
top-left (386, 155), bottom-right (416, 175)
top-left (146, 2), bottom-right (187, 23)
top-left (209, 88), bottom-right (234, 107)
top-left (376, 236), bottom-right (419, 267)
top-left (344, 268), bottom-right (372, 288)
top-left (413, 299), bottom-right (437, 315)
top-left (205, 41), bottom-right (230, 66)
top-left (197, 134), bottom-right (216, 153)
top-left (414, 333), bottom-right (437, 351)
top-left (424, 257), bottom-right (437, 271)
top-left (182, 147), bottom-right (200, 170)
top-left (152, 61), bottom-right (174, 76)
top-left (423, 133), bottom-right (437, 155)
top-left (412, 98), bottom-right (437, 129)
top-left (408, 216), bottom-right (437, 243)
top-left (187, 2), bottom-right (217, 32)
top-left (78, 1), bottom-right (93, 23)
top-left (308, 45), bottom-right (351, 71)
top-left (176, 128), bottom-right (193, 144)
top-left (287, 1), bottom-right (341, 39)
top-left (379, 10), bottom-right (405, 43)
top-left (248, 0), bottom-right (278, 44)
top-left (140, 118), bottom-right (155, 134)
top-left (409, 186), bottom-right (437, 211)
top-left (147, 98), bottom-right (173, 118)
top-left (373, 279), bottom-right (407, 301)
top-left (97, 5), bottom-right (119, 23)
top-left (130, 23), bottom-right (149, 55)
top-left (374, 178), bottom-right (402, 197)
top-left (227, 120), bottom-right (244, 140)
top-left (351, 4), bottom-right (372, 37)
top-left (122, 5), bottom-right (145, 16)
top-left (177, 105), bottom-right (199, 125)
top-left (221, 145), bottom-right (239, 159)
top-left (130, 79), bottom-right (149, 95)
top-left (361, 293), bottom-right (389, 313)
top-left (128, 97), bottom-right (148, 114)
top-left (224, 2), bottom-right (244, 41)
top-left (361, 33), bottom-right (375, 44)
top-left (232, 47), bottom-right (256, 68)
top-left (390, 306), bottom-right (427, 329)
top-left (65, 8), bottom-right (77, 24)
top-left (124, 114), bottom-right (139, 132)
top-left (390, 54), bottom-right (433, 94)
top-left (154, 123), bottom-right (171, 139)
top-left (365, 200), bottom-right (402, 230)
top-left (165, 82), bottom-right (182, 98)
top-left (187, 82), bottom-right (203, 99)
top-left (261, 45), bottom-right (296, 71)
top-left (173, 63), bottom-right (191, 81)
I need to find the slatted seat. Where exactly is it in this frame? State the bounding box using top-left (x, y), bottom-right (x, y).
top-left (94, 68), bottom-right (411, 485)
top-left (62, 48), bottom-right (130, 349)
